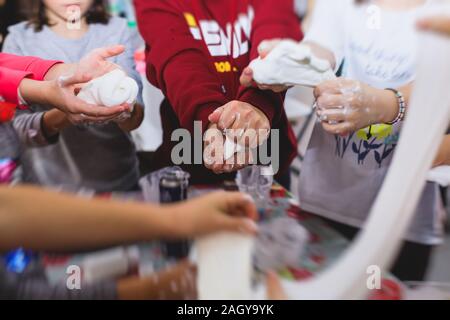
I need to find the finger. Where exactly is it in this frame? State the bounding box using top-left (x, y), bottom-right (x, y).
top-left (322, 121), bottom-right (354, 136)
top-left (223, 152), bottom-right (249, 172)
top-left (158, 261), bottom-right (197, 300)
top-left (242, 116), bottom-right (270, 147)
top-left (417, 16), bottom-right (450, 35)
top-left (266, 271), bottom-right (287, 300)
top-left (222, 163), bottom-right (241, 173)
top-left (233, 114), bottom-right (268, 148)
top-left (204, 130), bottom-right (223, 152)
top-left (222, 192), bottom-right (259, 221)
top-left (204, 158), bottom-right (215, 171)
top-left (238, 128), bottom-right (258, 148)
top-left (258, 84), bottom-right (288, 93)
top-left (252, 126), bottom-right (270, 147)
top-left (314, 80), bottom-right (343, 98)
top-left (68, 114), bottom-right (109, 126)
top-left (218, 106), bottom-right (240, 130)
top-left (204, 125), bottom-right (222, 143)
top-left (83, 114), bottom-right (121, 122)
top-left (221, 216), bottom-right (259, 234)
top-left (59, 73), bottom-right (92, 87)
top-left (235, 149), bottom-right (254, 167)
top-left (260, 51), bottom-right (270, 59)
top-left (229, 107), bottom-right (252, 132)
top-left (67, 114), bottom-right (85, 125)
top-left (272, 85), bottom-right (289, 93)
top-left (316, 94), bottom-right (346, 110)
top-left (102, 62), bottom-right (123, 74)
top-left (73, 103), bottom-right (127, 118)
top-left (240, 67), bottom-right (254, 87)
top-left (317, 108), bottom-right (347, 123)
top-left (223, 153), bottom-right (247, 172)
top-left (212, 194), bottom-right (259, 234)
top-left (95, 44), bottom-right (126, 59)
top-left (204, 142), bottom-right (224, 168)
top-left (86, 104), bottom-right (130, 122)
top-left (257, 39), bottom-right (282, 58)
top-left (212, 163), bottom-right (226, 174)
top-left (258, 125), bottom-right (271, 145)
top-left (208, 107), bottom-right (225, 123)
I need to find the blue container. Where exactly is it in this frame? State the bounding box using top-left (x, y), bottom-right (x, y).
top-left (5, 248), bottom-right (34, 273)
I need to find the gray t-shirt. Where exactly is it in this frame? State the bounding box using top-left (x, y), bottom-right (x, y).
top-left (299, 1), bottom-right (443, 245)
top-left (2, 18), bottom-right (142, 192)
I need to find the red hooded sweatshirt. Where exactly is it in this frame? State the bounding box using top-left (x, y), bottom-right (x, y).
top-left (135, 0), bottom-right (303, 184)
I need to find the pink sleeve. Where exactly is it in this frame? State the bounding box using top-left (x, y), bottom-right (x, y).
top-left (0, 66), bottom-right (32, 104)
top-left (0, 53), bottom-right (62, 80)
top-left (0, 53), bottom-right (62, 105)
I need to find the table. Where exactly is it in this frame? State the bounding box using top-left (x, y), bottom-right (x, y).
top-left (35, 184), bottom-right (404, 299)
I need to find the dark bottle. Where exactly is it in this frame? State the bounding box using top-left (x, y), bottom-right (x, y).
top-left (159, 168), bottom-right (191, 259)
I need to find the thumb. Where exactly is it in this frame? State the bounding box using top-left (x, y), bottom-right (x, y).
top-left (95, 44), bottom-right (126, 59)
top-left (220, 216), bottom-right (259, 235)
top-left (208, 107), bottom-right (225, 123)
top-left (257, 39), bottom-right (281, 58)
top-left (417, 17), bottom-right (450, 35)
top-left (240, 67), bottom-right (255, 87)
top-left (260, 51), bottom-right (270, 59)
top-left (58, 72), bottom-right (92, 88)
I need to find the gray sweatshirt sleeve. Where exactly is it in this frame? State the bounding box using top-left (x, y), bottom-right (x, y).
top-left (0, 267), bottom-right (118, 300)
top-left (12, 108), bottom-right (59, 148)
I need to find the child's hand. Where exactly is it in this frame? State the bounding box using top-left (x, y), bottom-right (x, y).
top-left (314, 79), bottom-right (398, 136)
top-left (417, 16), bottom-right (450, 36)
top-left (240, 39), bottom-right (290, 93)
top-left (116, 104), bottom-right (144, 132)
top-left (42, 74), bottom-right (129, 125)
top-left (208, 100), bottom-right (270, 149)
top-left (241, 67), bottom-right (290, 93)
top-left (166, 191), bottom-right (258, 238)
top-left (266, 271), bottom-right (288, 300)
top-left (118, 260), bottom-right (197, 300)
top-left (203, 123), bottom-right (253, 174)
top-left (75, 45), bottom-right (125, 80)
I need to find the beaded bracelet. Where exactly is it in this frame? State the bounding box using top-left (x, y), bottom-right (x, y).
top-left (385, 88), bottom-right (407, 125)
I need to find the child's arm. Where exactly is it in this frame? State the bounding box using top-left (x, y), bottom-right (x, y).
top-left (18, 45), bottom-right (130, 124)
top-left (134, 0), bottom-right (229, 133)
top-left (314, 81), bottom-right (413, 136)
top-left (12, 108), bottom-right (71, 147)
top-left (117, 261), bottom-right (197, 300)
top-left (0, 186), bottom-right (257, 253)
top-left (433, 135), bottom-right (450, 167)
top-left (240, 0), bottom-right (343, 90)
